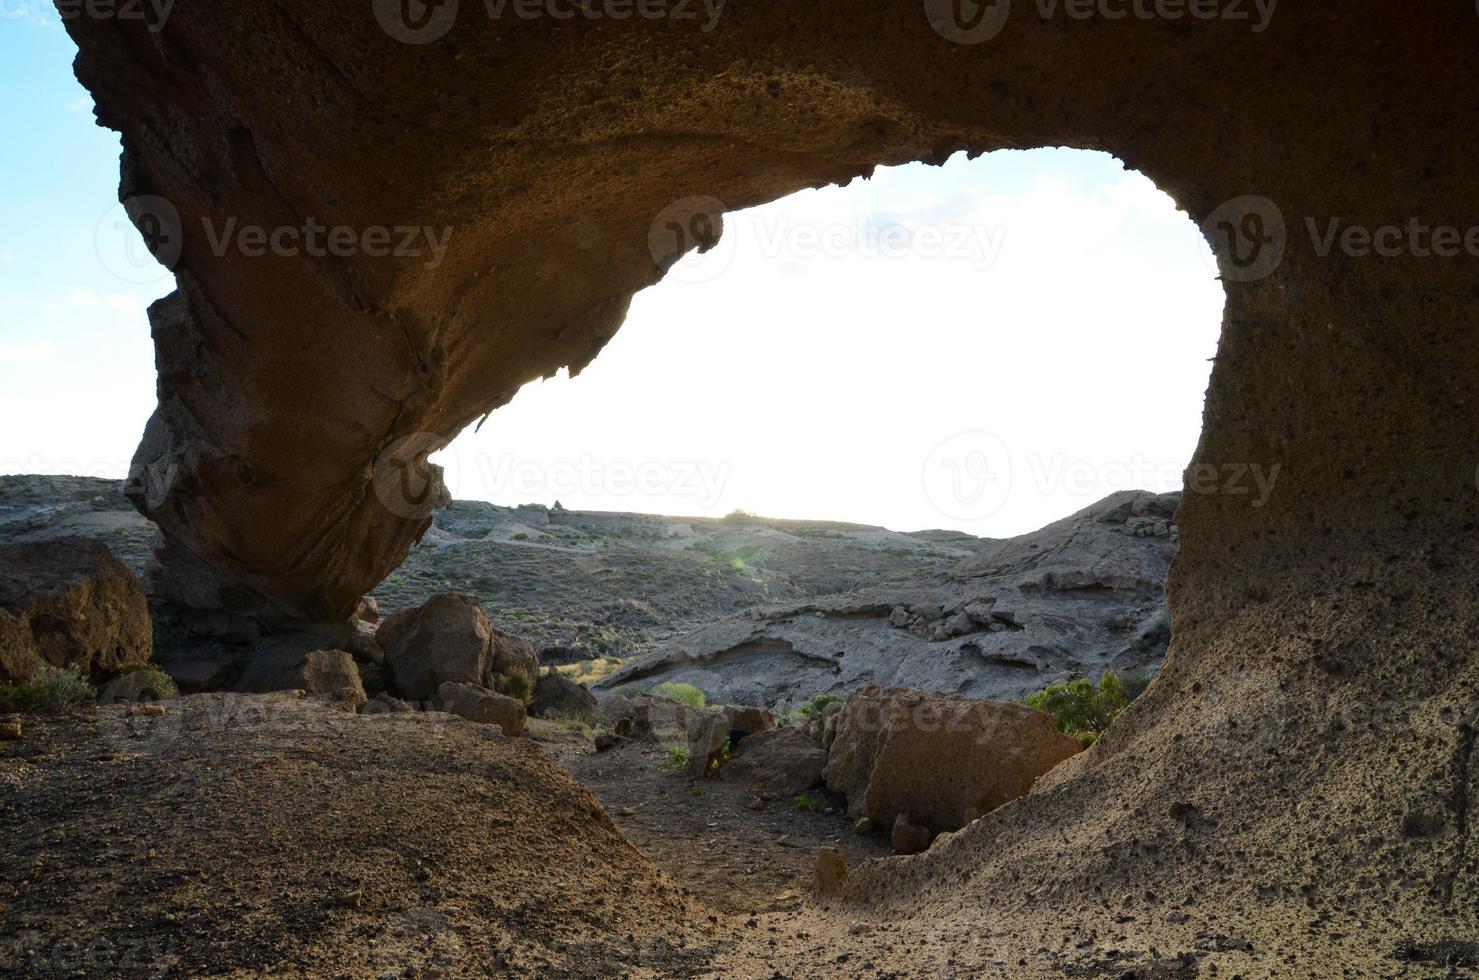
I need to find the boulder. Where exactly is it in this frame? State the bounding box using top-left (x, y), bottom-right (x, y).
top-left (891, 814), bottom-right (933, 855)
top-left (378, 594), bottom-right (500, 701)
top-left (343, 619), bottom-right (385, 666)
top-left (0, 537), bottom-right (151, 684)
top-left (0, 715), bottom-right (21, 741)
top-left (685, 709), bottom-right (730, 780)
top-left (490, 628), bottom-right (539, 694)
top-left (684, 703), bottom-right (782, 779)
top-left (720, 727), bottom-right (827, 797)
top-left (822, 685), bottom-right (1081, 834)
top-left (528, 671), bottom-right (597, 721)
top-left (438, 682), bottom-right (525, 736)
top-left (353, 596), bottom-right (380, 624)
top-left (237, 648), bottom-right (366, 703)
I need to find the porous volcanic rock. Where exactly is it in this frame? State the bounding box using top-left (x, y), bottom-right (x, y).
top-left (0, 537), bottom-right (151, 684)
top-left (59, 3), bottom-right (1479, 971)
top-left (822, 686), bottom-right (1082, 833)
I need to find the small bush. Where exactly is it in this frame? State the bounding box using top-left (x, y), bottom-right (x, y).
top-left (0, 666), bottom-right (96, 715)
top-left (493, 671), bottom-right (534, 705)
top-left (649, 682), bottom-right (706, 708)
top-left (1024, 671), bottom-right (1145, 747)
top-left (660, 744), bottom-right (689, 771)
top-left (793, 793), bottom-right (821, 812)
top-left (795, 694), bottom-right (844, 721)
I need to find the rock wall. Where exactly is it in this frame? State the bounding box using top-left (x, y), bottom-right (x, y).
top-left (64, 0), bottom-right (1479, 954)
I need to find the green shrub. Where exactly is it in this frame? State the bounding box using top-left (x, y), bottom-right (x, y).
top-left (493, 670), bottom-right (534, 705)
top-left (793, 793), bottom-right (821, 812)
top-left (794, 694), bottom-right (844, 721)
top-left (0, 666), bottom-right (96, 715)
top-left (660, 744), bottom-right (689, 771)
top-left (1024, 671), bottom-right (1147, 747)
top-left (649, 682), bottom-right (706, 708)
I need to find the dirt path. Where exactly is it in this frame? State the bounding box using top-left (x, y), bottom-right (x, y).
top-left (541, 728), bottom-right (892, 916)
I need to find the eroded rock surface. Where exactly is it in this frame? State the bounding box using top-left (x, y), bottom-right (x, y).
top-left (600, 491), bottom-right (1177, 706)
top-left (822, 685), bottom-right (1082, 834)
top-left (0, 537), bottom-right (152, 684)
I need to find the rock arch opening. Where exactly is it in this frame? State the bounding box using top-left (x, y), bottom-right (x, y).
top-left (45, 2), bottom-right (1479, 970)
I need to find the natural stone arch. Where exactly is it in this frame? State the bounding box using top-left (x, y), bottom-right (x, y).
top-left (66, 1), bottom-right (1477, 956)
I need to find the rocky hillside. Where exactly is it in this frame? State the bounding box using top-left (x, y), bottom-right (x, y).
top-left (0, 474), bottom-right (1176, 705)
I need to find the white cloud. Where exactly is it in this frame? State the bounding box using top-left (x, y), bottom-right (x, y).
top-left (107, 292), bottom-right (142, 312)
top-left (66, 97), bottom-right (91, 112)
top-left (69, 289), bottom-right (100, 306)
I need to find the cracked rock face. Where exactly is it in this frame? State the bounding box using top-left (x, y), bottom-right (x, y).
top-left (64, 3), bottom-right (1479, 952)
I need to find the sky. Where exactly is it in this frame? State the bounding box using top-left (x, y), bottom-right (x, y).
top-left (0, 12), bottom-right (1225, 538)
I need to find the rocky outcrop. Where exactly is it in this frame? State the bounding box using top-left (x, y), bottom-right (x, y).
top-left (58, 3), bottom-right (1479, 967)
top-left (437, 682), bottom-right (525, 736)
top-left (599, 492), bottom-right (1177, 707)
top-left (0, 537), bottom-right (151, 684)
top-left (720, 727), bottom-right (828, 798)
top-left (822, 686), bottom-right (1081, 834)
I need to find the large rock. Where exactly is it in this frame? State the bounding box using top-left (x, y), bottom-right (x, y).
top-left (490, 628), bottom-right (539, 698)
top-left (684, 704), bottom-right (781, 780)
top-left (438, 682), bottom-right (525, 737)
top-left (378, 594), bottom-right (534, 702)
top-left (720, 727), bottom-right (827, 797)
top-left (822, 686), bottom-right (1081, 833)
top-left (237, 648), bottom-right (366, 704)
top-left (0, 538), bottom-right (151, 684)
top-left (528, 671), bottom-right (597, 721)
